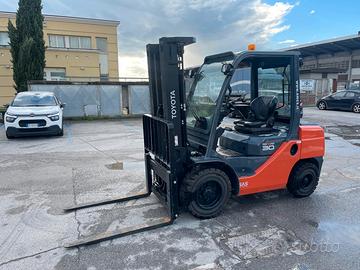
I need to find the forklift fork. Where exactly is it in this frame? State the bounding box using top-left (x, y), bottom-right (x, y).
top-left (64, 216), bottom-right (174, 248)
top-left (63, 192), bottom-right (151, 212)
top-left (64, 115), bottom-right (181, 248)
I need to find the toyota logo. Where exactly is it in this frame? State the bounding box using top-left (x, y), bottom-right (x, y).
top-left (30, 113), bottom-right (35, 117)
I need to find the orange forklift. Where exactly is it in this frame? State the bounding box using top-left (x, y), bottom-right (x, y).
top-left (64, 37), bottom-right (325, 247)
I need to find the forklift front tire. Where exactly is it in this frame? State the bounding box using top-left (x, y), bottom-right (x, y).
top-left (287, 162), bottom-right (319, 198)
top-left (181, 168), bottom-right (231, 219)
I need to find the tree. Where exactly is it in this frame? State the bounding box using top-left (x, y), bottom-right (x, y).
top-left (8, 0), bottom-right (45, 92)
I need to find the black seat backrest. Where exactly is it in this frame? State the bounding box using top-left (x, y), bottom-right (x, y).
top-left (250, 96), bottom-right (278, 121)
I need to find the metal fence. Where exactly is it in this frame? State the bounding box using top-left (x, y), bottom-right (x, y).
top-left (129, 85), bottom-right (150, 115)
top-left (29, 81), bottom-right (150, 118)
top-left (50, 76), bottom-right (149, 83)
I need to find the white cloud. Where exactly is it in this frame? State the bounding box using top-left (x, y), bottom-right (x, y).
top-left (278, 39), bottom-right (296, 44)
top-left (118, 54), bottom-right (148, 78)
top-left (226, 1), bottom-right (294, 48)
top-left (113, 0), bottom-right (296, 76)
top-left (310, 10), bottom-right (316, 15)
top-left (0, 0), bottom-right (296, 77)
top-left (188, 0), bottom-right (236, 11)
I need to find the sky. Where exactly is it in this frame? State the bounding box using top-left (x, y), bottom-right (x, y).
top-left (1, 0), bottom-right (360, 77)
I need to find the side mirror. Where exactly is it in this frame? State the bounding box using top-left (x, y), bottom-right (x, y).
top-left (221, 63), bottom-right (233, 75)
top-left (3, 103), bottom-right (10, 109)
top-left (60, 103), bottom-right (66, 108)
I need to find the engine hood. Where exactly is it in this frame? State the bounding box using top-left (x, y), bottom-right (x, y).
top-left (6, 106), bottom-right (60, 116)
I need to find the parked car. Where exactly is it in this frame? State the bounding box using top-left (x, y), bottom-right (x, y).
top-left (317, 90), bottom-right (360, 113)
top-left (4, 92), bottom-right (65, 139)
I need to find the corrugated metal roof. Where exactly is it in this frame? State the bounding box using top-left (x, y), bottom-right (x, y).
top-left (284, 34), bottom-right (360, 57)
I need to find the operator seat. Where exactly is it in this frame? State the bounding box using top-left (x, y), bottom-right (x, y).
top-left (234, 96), bottom-right (278, 134)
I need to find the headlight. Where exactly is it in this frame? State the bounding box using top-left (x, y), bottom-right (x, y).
top-left (5, 115), bottom-right (17, 123)
top-left (48, 114), bottom-right (60, 121)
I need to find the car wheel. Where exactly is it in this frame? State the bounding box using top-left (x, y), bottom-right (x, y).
top-left (6, 131), bottom-right (14, 139)
top-left (287, 162), bottom-right (319, 198)
top-left (352, 103), bottom-right (360, 113)
top-left (180, 168), bottom-right (231, 219)
top-left (317, 101), bottom-right (326, 110)
top-left (58, 128), bottom-right (64, 136)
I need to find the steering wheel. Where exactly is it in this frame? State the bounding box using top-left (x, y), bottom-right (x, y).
top-left (228, 97), bottom-right (246, 119)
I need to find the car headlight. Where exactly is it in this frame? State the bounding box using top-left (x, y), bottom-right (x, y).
top-left (48, 113), bottom-right (60, 121)
top-left (5, 114), bottom-right (17, 123)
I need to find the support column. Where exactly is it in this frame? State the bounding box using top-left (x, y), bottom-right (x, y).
top-left (348, 51), bottom-right (353, 88)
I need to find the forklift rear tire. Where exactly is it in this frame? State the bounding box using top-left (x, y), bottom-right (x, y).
top-left (287, 162), bottom-right (319, 198)
top-left (181, 168), bottom-right (231, 219)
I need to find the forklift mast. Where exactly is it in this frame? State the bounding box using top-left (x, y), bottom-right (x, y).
top-left (142, 37), bottom-right (196, 219)
top-left (147, 37), bottom-right (196, 147)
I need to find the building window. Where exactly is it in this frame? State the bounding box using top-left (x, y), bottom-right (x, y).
top-left (49, 35), bottom-right (65, 48)
top-left (352, 60), bottom-right (360, 68)
top-left (48, 35), bottom-right (91, 49)
top-left (96, 37), bottom-right (108, 53)
top-left (44, 68), bottom-right (66, 81)
top-left (0, 32), bottom-right (10, 46)
top-left (69, 36), bottom-right (91, 49)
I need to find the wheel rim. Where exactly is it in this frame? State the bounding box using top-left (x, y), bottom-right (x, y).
top-left (300, 173), bottom-right (314, 189)
top-left (319, 102), bottom-right (325, 110)
top-left (196, 181), bottom-right (222, 209)
top-left (354, 104), bottom-right (360, 113)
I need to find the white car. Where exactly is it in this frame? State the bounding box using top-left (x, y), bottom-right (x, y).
top-left (4, 91), bottom-right (64, 139)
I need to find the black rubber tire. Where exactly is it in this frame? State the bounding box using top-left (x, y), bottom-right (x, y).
top-left (287, 162), bottom-right (319, 198)
top-left (317, 101), bottom-right (327, 110)
top-left (58, 128), bottom-right (64, 136)
top-left (6, 131), bottom-right (14, 139)
top-left (352, 103), bottom-right (360, 113)
top-left (180, 168), bottom-right (231, 219)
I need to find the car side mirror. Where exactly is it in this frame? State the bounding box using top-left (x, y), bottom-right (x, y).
top-left (60, 103), bottom-right (66, 108)
top-left (3, 103), bottom-right (9, 109)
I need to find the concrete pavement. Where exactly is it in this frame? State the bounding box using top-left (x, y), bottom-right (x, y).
top-left (0, 108), bottom-right (359, 270)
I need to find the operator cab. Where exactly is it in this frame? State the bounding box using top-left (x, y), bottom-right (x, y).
top-left (186, 50), bottom-right (301, 176)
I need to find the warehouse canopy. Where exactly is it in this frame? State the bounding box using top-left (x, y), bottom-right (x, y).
top-left (285, 34), bottom-right (360, 57)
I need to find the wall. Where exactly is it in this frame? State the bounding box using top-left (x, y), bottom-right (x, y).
top-left (43, 18), bottom-right (119, 78)
top-left (0, 47), bottom-right (12, 106)
top-left (29, 82), bottom-right (150, 118)
top-left (45, 49), bottom-right (101, 79)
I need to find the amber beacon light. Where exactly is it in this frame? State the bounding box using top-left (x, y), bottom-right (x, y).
top-left (248, 44), bottom-right (256, 51)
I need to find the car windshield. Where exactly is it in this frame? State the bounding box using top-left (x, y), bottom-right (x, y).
top-left (186, 62), bottom-right (226, 131)
top-left (348, 83), bottom-right (360, 90)
top-left (12, 94), bottom-right (57, 107)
